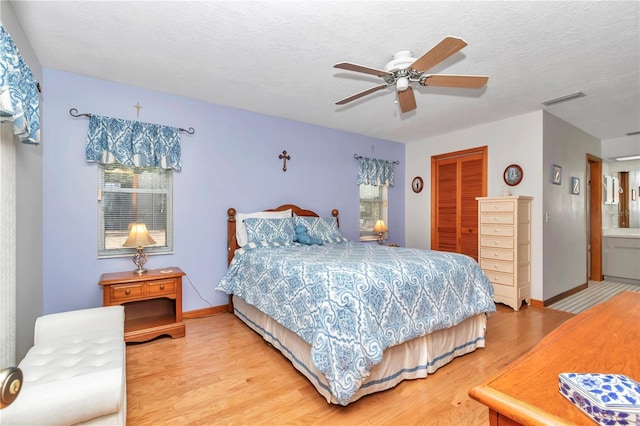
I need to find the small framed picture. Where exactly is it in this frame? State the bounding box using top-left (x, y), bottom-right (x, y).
top-left (552, 164), bottom-right (562, 185)
top-left (571, 177), bottom-right (580, 195)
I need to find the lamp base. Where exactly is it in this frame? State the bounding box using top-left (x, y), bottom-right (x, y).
top-left (376, 233), bottom-right (385, 245)
top-left (131, 247), bottom-right (149, 274)
top-left (132, 267), bottom-right (148, 275)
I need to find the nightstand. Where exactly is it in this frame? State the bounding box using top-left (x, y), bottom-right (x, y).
top-left (99, 267), bottom-right (186, 342)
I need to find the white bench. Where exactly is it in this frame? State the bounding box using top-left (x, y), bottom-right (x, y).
top-left (0, 306), bottom-right (126, 425)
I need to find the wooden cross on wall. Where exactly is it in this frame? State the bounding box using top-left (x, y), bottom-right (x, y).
top-left (133, 102), bottom-right (142, 118)
top-left (279, 150), bottom-right (291, 172)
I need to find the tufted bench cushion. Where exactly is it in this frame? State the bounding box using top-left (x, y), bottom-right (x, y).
top-left (0, 306), bottom-right (126, 425)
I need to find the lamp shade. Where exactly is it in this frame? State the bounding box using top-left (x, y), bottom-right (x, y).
top-left (373, 219), bottom-right (388, 233)
top-left (122, 223), bottom-right (156, 248)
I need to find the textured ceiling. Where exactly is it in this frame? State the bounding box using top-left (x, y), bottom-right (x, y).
top-left (9, 1), bottom-right (640, 144)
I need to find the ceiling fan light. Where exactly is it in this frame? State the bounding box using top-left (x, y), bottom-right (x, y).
top-left (396, 77), bottom-right (409, 91)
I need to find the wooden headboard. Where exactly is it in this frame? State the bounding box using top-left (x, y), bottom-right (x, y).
top-left (226, 204), bottom-right (339, 266)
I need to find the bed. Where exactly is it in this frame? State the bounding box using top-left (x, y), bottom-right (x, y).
top-left (216, 204), bottom-right (495, 405)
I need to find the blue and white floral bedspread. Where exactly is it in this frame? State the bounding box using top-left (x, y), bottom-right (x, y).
top-left (216, 241), bottom-right (495, 405)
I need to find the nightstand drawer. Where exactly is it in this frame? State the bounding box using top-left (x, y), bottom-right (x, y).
top-left (147, 279), bottom-right (176, 296)
top-left (480, 236), bottom-right (514, 249)
top-left (480, 225), bottom-right (514, 237)
top-left (480, 214), bottom-right (514, 225)
top-left (110, 283), bottom-right (144, 302)
top-left (480, 259), bottom-right (514, 274)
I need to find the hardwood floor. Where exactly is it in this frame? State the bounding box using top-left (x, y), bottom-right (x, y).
top-left (126, 304), bottom-right (574, 425)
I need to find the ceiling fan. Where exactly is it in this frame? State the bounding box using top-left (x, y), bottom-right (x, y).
top-left (334, 36), bottom-right (488, 113)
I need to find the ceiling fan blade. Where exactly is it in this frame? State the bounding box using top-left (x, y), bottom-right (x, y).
top-left (421, 75), bottom-right (489, 88)
top-left (397, 87), bottom-right (417, 113)
top-left (334, 62), bottom-right (392, 78)
top-left (335, 84), bottom-right (388, 105)
top-left (410, 36), bottom-right (468, 73)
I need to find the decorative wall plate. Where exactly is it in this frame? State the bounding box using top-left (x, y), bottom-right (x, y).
top-left (503, 164), bottom-right (523, 186)
top-left (412, 176), bottom-right (424, 193)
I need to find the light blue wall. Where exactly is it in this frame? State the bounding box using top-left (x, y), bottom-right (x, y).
top-left (42, 68), bottom-right (405, 314)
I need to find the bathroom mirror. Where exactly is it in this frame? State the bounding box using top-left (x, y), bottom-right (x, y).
top-left (618, 169), bottom-right (640, 228)
top-left (603, 159), bottom-right (640, 230)
top-left (604, 175), bottom-right (619, 205)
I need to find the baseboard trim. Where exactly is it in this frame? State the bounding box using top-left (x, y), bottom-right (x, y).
top-left (183, 305), bottom-right (228, 319)
top-left (544, 282), bottom-right (588, 306)
top-left (529, 299), bottom-right (544, 308)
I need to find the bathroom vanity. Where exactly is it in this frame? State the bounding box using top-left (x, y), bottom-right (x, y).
top-left (602, 228), bottom-right (640, 282)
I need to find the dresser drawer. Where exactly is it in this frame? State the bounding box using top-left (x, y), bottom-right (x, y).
top-left (486, 272), bottom-right (514, 286)
top-left (480, 214), bottom-right (514, 225)
top-left (480, 248), bottom-right (514, 261)
top-left (480, 201), bottom-right (515, 213)
top-left (480, 225), bottom-right (514, 237)
top-left (480, 236), bottom-right (514, 249)
top-left (147, 279), bottom-right (176, 296)
top-left (110, 283), bottom-right (144, 302)
top-left (492, 281), bottom-right (515, 297)
top-left (481, 259), bottom-right (514, 274)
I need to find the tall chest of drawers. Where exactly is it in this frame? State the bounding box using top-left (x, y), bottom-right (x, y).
top-left (476, 196), bottom-right (532, 311)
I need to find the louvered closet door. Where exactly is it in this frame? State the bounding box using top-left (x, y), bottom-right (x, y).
top-left (434, 157), bottom-right (458, 253)
top-left (459, 153), bottom-right (484, 260)
top-left (431, 147), bottom-right (487, 261)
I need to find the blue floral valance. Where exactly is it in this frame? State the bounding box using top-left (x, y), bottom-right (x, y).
top-left (86, 115), bottom-right (182, 170)
top-left (0, 24), bottom-right (40, 145)
top-left (357, 156), bottom-right (395, 186)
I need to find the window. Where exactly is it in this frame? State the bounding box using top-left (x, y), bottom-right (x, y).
top-left (98, 164), bottom-right (173, 257)
top-left (359, 184), bottom-right (387, 241)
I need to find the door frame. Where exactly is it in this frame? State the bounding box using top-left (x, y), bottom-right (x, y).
top-left (587, 154), bottom-right (603, 281)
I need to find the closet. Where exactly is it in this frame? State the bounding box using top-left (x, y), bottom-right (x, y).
top-left (430, 146), bottom-right (487, 260)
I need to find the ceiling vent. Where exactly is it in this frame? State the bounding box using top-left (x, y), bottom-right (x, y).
top-left (542, 91), bottom-right (586, 106)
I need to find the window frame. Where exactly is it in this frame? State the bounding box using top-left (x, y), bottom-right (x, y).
top-left (359, 184), bottom-right (388, 242)
top-left (97, 164), bottom-right (173, 258)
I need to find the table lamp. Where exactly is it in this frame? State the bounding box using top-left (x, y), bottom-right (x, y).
top-left (122, 223), bottom-right (156, 274)
top-left (373, 219), bottom-right (388, 245)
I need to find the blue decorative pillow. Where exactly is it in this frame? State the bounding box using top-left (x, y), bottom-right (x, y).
top-left (294, 225), bottom-right (323, 245)
top-left (243, 217), bottom-right (295, 244)
top-left (294, 216), bottom-right (347, 243)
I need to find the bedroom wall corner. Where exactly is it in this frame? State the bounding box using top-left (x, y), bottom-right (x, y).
top-left (542, 111), bottom-right (601, 301)
top-left (405, 111), bottom-right (544, 300)
top-left (1, 1), bottom-right (44, 363)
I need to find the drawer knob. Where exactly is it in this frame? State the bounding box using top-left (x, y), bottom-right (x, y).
top-left (125, 289), bottom-right (131, 295)
top-left (494, 229), bottom-right (499, 233)
top-left (494, 241), bottom-right (499, 245)
top-left (494, 253), bottom-right (499, 257)
top-left (160, 284), bottom-right (165, 290)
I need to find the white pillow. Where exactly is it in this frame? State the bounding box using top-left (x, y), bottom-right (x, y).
top-left (236, 209), bottom-right (292, 247)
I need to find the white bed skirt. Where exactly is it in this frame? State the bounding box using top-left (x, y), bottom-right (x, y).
top-left (232, 295), bottom-right (488, 405)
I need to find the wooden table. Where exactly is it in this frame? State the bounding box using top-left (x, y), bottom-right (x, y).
top-left (99, 267), bottom-right (186, 342)
top-left (469, 291), bottom-right (640, 425)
